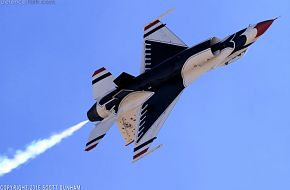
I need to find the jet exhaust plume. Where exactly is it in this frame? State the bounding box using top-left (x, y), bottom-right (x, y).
top-left (0, 120), bottom-right (88, 177)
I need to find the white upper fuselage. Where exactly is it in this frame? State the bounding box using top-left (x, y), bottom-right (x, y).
top-left (181, 24), bottom-right (261, 87)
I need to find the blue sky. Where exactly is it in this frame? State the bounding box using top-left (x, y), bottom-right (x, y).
top-left (0, 0), bottom-right (290, 189)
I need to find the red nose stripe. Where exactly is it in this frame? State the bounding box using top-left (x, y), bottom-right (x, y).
top-left (255, 20), bottom-right (274, 38)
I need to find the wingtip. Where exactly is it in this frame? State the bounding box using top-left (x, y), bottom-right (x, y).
top-left (144, 8), bottom-right (175, 30)
top-left (131, 144), bottom-right (163, 163)
top-left (133, 148), bottom-right (149, 161)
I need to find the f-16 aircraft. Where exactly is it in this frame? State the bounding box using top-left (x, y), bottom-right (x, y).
top-left (85, 13), bottom-right (275, 162)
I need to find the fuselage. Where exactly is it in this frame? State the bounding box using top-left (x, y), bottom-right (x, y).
top-left (87, 19), bottom-right (275, 122)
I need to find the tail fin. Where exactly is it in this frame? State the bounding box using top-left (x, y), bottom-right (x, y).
top-left (92, 67), bottom-right (116, 100)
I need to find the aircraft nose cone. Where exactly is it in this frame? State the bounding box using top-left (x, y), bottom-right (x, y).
top-left (254, 19), bottom-right (275, 38)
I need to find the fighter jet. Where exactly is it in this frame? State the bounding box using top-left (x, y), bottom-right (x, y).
top-left (85, 13), bottom-right (275, 162)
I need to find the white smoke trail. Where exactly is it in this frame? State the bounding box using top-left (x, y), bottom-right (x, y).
top-left (0, 120), bottom-right (88, 177)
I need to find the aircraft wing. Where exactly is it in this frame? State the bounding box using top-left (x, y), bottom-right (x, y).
top-left (132, 81), bottom-right (183, 162)
top-left (140, 15), bottom-right (188, 73)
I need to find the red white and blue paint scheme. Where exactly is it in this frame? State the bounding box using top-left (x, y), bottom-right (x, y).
top-left (85, 12), bottom-right (275, 162)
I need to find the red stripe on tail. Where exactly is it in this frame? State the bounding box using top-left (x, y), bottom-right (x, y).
top-left (92, 67), bottom-right (106, 77)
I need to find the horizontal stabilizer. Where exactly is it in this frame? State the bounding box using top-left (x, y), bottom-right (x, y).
top-left (85, 116), bottom-right (116, 151)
